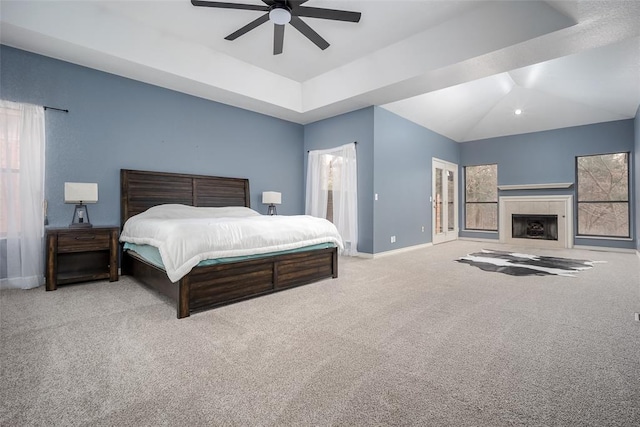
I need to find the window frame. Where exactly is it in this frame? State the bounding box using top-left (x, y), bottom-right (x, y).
top-left (575, 151), bottom-right (630, 238)
top-left (464, 163), bottom-right (498, 232)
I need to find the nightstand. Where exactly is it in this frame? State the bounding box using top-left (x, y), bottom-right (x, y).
top-left (45, 226), bottom-right (119, 291)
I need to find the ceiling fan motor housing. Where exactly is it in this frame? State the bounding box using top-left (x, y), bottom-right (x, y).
top-left (269, 4), bottom-right (292, 25)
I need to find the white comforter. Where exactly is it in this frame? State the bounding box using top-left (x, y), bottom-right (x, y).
top-left (120, 204), bottom-right (343, 282)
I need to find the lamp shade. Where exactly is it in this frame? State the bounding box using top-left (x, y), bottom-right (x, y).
top-left (262, 191), bottom-right (281, 205)
top-left (64, 182), bottom-right (98, 204)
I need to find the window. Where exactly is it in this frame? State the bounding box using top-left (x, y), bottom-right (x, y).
top-left (465, 164), bottom-right (497, 231)
top-left (306, 143), bottom-right (358, 256)
top-left (0, 106), bottom-right (21, 235)
top-left (325, 154), bottom-right (340, 224)
top-left (577, 152), bottom-right (629, 237)
top-left (0, 100), bottom-right (46, 289)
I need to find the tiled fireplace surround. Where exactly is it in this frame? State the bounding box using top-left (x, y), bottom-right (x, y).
top-left (499, 194), bottom-right (573, 249)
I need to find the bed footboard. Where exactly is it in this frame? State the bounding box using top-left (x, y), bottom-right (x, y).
top-left (124, 247), bottom-right (338, 318)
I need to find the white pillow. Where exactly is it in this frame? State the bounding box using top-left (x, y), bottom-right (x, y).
top-left (139, 204), bottom-right (261, 220)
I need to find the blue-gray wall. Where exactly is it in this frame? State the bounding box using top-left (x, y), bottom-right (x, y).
top-left (303, 107), bottom-right (375, 253)
top-left (0, 45), bottom-right (304, 227)
top-left (303, 107), bottom-right (460, 255)
top-left (373, 107), bottom-right (459, 253)
top-left (635, 106), bottom-right (640, 251)
top-left (459, 119), bottom-right (636, 249)
top-left (2, 45), bottom-right (636, 253)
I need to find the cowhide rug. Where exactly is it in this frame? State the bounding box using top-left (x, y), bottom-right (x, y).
top-left (456, 249), bottom-right (603, 277)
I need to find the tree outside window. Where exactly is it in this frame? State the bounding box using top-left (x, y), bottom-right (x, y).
top-left (465, 164), bottom-right (498, 231)
top-left (577, 152), bottom-right (629, 237)
top-left (326, 155), bottom-right (336, 223)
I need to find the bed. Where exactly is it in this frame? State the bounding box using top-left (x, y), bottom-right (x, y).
top-left (120, 169), bottom-right (339, 318)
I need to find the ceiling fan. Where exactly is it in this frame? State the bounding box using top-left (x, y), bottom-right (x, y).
top-left (191, 0), bottom-right (361, 55)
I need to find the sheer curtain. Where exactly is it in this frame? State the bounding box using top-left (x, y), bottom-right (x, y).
top-left (305, 143), bottom-right (358, 256)
top-left (0, 100), bottom-right (46, 290)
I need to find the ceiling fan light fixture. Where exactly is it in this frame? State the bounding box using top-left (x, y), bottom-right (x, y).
top-left (192, 0), bottom-right (362, 54)
top-left (269, 6), bottom-right (291, 25)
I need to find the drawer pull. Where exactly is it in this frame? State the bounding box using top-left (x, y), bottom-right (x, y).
top-left (75, 235), bottom-right (96, 240)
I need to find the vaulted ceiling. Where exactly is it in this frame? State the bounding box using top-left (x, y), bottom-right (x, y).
top-left (1, 0), bottom-right (639, 141)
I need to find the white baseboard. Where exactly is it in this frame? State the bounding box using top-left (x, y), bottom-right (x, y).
top-left (573, 245), bottom-right (636, 254)
top-left (458, 237), bottom-right (501, 244)
top-left (355, 241), bottom-right (636, 258)
top-left (356, 253), bottom-right (374, 259)
top-left (458, 238), bottom-right (636, 254)
top-left (357, 243), bottom-right (434, 259)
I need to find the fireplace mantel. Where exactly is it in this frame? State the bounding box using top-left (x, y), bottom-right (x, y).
top-left (498, 182), bottom-right (573, 191)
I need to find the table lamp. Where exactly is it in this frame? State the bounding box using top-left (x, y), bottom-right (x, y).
top-left (64, 182), bottom-right (98, 227)
top-left (262, 191), bottom-right (281, 216)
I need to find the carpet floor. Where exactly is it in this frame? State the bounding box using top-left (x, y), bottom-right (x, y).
top-left (1, 240), bottom-right (639, 426)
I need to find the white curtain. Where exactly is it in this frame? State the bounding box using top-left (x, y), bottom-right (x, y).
top-left (0, 100), bottom-right (46, 290)
top-left (305, 143), bottom-right (358, 256)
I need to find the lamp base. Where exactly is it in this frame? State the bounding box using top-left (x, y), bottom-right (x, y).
top-left (267, 204), bottom-right (277, 216)
top-left (70, 203), bottom-right (93, 228)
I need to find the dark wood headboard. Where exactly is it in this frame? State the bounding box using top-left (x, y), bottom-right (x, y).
top-left (120, 169), bottom-right (251, 225)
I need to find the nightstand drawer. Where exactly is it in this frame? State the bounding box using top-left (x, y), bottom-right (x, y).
top-left (57, 231), bottom-right (111, 252)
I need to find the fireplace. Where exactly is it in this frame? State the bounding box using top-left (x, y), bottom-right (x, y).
top-left (499, 195), bottom-right (573, 249)
top-left (512, 214), bottom-right (558, 241)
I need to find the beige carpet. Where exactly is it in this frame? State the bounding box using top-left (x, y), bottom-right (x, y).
top-left (1, 240), bottom-right (639, 426)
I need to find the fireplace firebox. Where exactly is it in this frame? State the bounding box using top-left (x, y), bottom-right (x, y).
top-left (512, 214), bottom-right (558, 240)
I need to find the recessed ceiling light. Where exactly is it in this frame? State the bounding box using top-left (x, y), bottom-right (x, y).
top-left (514, 109), bottom-right (523, 115)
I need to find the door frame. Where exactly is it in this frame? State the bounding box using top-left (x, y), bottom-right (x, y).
top-left (432, 158), bottom-right (459, 244)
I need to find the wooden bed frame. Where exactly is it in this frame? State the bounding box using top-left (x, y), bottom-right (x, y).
top-left (120, 169), bottom-right (338, 318)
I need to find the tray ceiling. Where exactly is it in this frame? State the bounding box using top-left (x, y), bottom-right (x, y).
top-left (1, 0), bottom-right (639, 141)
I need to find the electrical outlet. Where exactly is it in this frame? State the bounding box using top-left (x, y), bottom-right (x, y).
top-left (375, 193), bottom-right (378, 201)
top-left (391, 236), bottom-right (396, 243)
top-left (421, 226), bottom-right (425, 232)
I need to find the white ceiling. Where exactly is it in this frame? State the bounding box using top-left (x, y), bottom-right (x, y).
top-left (1, 0), bottom-right (639, 142)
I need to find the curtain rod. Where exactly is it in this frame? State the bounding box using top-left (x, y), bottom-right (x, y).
top-left (44, 106), bottom-right (69, 113)
top-left (307, 141), bottom-right (357, 153)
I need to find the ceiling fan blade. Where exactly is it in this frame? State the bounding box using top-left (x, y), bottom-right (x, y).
top-left (274, 24), bottom-right (285, 55)
top-left (294, 6), bottom-right (361, 23)
top-left (225, 13), bottom-right (270, 40)
top-left (262, 1), bottom-right (311, 10)
top-left (289, 16), bottom-right (329, 50)
top-left (191, 0), bottom-right (269, 12)
top-left (263, 1), bottom-right (310, 8)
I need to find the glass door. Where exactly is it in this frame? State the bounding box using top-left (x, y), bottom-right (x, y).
top-left (432, 158), bottom-right (458, 244)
